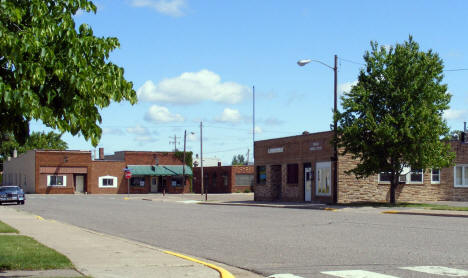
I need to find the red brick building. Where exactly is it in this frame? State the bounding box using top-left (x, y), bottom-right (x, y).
top-left (254, 131), bottom-right (468, 203)
top-left (192, 164), bottom-right (254, 193)
top-left (3, 149), bottom-right (192, 194)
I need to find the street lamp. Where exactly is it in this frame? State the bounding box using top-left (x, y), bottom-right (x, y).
top-left (297, 55), bottom-right (338, 204)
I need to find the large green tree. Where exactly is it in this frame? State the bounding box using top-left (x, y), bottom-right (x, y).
top-left (0, 0), bottom-right (136, 146)
top-left (337, 36), bottom-right (454, 204)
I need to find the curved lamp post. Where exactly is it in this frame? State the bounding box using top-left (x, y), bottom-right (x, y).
top-left (297, 55), bottom-right (338, 204)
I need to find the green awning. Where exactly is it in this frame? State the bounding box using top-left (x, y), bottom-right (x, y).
top-left (127, 165), bottom-right (192, 176)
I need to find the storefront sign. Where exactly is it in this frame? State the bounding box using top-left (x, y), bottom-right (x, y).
top-left (309, 142), bottom-right (322, 151)
top-left (268, 147), bottom-right (284, 154)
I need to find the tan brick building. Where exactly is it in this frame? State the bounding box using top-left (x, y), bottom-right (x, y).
top-left (192, 164), bottom-right (254, 193)
top-left (3, 149), bottom-right (192, 194)
top-left (254, 131), bottom-right (468, 203)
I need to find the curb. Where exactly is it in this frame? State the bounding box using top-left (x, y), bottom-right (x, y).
top-left (198, 202), bottom-right (336, 211)
top-left (382, 210), bottom-right (468, 218)
top-left (164, 250), bottom-right (235, 278)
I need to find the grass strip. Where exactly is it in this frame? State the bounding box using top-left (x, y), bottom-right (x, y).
top-left (0, 221), bottom-right (19, 234)
top-left (340, 202), bottom-right (468, 211)
top-left (0, 235), bottom-right (74, 270)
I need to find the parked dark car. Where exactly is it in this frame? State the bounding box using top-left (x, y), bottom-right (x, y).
top-left (0, 186), bottom-right (26, 205)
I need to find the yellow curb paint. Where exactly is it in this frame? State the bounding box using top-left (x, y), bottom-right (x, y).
top-left (164, 250), bottom-right (235, 278)
top-left (36, 215), bottom-right (44, 220)
top-left (382, 210), bottom-right (400, 214)
top-left (324, 208), bottom-right (337, 211)
top-left (123, 197), bottom-right (129, 200)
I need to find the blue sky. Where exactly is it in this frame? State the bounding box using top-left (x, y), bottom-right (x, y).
top-left (32, 0), bottom-right (468, 164)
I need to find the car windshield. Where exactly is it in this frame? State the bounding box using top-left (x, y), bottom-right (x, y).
top-left (0, 187), bottom-right (20, 193)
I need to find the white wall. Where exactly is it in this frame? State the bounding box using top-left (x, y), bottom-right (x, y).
top-left (3, 150), bottom-right (36, 193)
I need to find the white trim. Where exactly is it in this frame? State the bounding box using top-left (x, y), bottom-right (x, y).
top-left (430, 168), bottom-right (440, 184)
top-left (47, 175), bottom-right (67, 187)
top-left (454, 164), bottom-right (468, 188)
top-left (98, 176), bottom-right (118, 188)
top-left (407, 168), bottom-right (423, 184)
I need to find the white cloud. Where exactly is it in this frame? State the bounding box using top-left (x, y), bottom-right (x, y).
top-left (102, 128), bottom-right (124, 136)
top-left (131, 0), bottom-right (186, 17)
top-left (216, 108), bottom-right (242, 123)
top-left (444, 109), bottom-right (467, 121)
top-left (134, 135), bottom-right (154, 142)
top-left (137, 70), bottom-right (248, 105)
top-left (339, 81), bottom-right (358, 96)
top-left (145, 105), bottom-right (184, 123)
top-left (254, 126), bottom-right (263, 134)
top-left (126, 125), bottom-right (150, 135)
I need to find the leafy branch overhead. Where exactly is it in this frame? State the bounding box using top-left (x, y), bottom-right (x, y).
top-left (0, 0), bottom-right (137, 146)
top-left (336, 36), bottom-right (454, 203)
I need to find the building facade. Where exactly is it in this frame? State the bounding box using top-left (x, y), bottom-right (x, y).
top-left (192, 165), bottom-right (254, 193)
top-left (254, 131), bottom-right (468, 203)
top-left (3, 149), bottom-right (192, 194)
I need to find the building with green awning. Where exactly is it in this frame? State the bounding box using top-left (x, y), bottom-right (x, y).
top-left (127, 165), bottom-right (192, 176)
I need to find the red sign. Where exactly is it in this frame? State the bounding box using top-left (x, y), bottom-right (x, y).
top-left (124, 171), bottom-right (132, 179)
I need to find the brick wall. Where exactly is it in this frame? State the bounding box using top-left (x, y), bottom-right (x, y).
top-left (337, 141), bottom-right (468, 203)
top-left (89, 160), bottom-right (127, 194)
top-left (254, 131), bottom-right (334, 202)
top-left (123, 152), bottom-right (182, 165)
top-left (193, 165), bottom-right (254, 193)
top-left (35, 151), bottom-right (91, 194)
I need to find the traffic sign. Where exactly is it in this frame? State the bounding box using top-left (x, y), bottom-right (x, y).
top-left (124, 170), bottom-right (132, 179)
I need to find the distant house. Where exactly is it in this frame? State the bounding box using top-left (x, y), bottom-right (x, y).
top-left (192, 164), bottom-right (254, 193)
top-left (254, 131), bottom-right (468, 203)
top-left (192, 154), bottom-right (221, 167)
top-left (3, 148), bottom-right (192, 194)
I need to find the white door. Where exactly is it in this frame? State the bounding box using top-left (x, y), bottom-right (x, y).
top-left (316, 162), bottom-right (331, 196)
top-left (151, 177), bottom-right (158, 193)
top-left (75, 175), bottom-right (84, 193)
top-left (305, 166), bottom-right (312, 201)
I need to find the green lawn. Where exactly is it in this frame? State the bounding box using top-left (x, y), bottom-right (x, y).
top-left (340, 202), bottom-right (468, 211)
top-left (0, 235), bottom-right (74, 270)
top-left (0, 221), bottom-right (19, 234)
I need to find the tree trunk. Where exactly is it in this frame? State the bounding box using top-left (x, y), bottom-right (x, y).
top-left (390, 173), bottom-right (398, 204)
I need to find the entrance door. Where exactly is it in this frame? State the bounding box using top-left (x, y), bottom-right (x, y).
top-left (75, 175), bottom-right (85, 193)
top-left (151, 177), bottom-right (158, 193)
top-left (316, 162), bottom-right (331, 196)
top-left (304, 164), bottom-right (312, 201)
top-left (270, 165), bottom-right (282, 200)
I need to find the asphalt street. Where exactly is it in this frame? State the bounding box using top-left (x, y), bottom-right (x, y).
top-left (13, 194), bottom-right (468, 278)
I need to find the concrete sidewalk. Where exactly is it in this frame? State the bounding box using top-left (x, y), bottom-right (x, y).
top-left (0, 206), bottom-right (225, 278)
top-left (197, 200), bottom-right (468, 217)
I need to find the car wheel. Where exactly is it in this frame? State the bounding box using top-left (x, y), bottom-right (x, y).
top-left (21, 201), bottom-right (25, 205)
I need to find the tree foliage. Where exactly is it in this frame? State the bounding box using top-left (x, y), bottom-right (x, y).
top-left (0, 131), bottom-right (68, 169)
top-left (174, 151), bottom-right (193, 169)
top-left (336, 36), bottom-right (454, 203)
top-left (232, 154), bottom-right (246, 165)
top-left (0, 0), bottom-right (136, 146)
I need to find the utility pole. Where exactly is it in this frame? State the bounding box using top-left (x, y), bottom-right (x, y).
top-left (183, 130), bottom-right (186, 189)
top-left (252, 86), bottom-right (255, 164)
top-left (169, 135), bottom-right (181, 152)
top-left (200, 121), bottom-right (206, 201)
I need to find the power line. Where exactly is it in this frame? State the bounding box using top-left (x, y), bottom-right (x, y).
top-left (338, 57), bottom-right (365, 66)
top-left (445, 68), bottom-right (468, 72)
